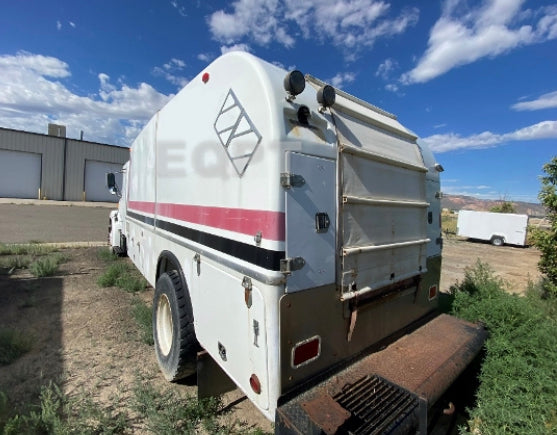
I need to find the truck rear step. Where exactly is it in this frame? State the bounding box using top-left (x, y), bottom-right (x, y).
top-left (275, 314), bottom-right (487, 434)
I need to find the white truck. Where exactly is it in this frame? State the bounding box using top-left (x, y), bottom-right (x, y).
top-left (108, 52), bottom-right (486, 434)
top-left (457, 210), bottom-right (529, 246)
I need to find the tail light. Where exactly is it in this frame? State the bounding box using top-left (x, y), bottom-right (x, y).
top-left (429, 284), bottom-right (438, 300)
top-left (291, 336), bottom-right (321, 368)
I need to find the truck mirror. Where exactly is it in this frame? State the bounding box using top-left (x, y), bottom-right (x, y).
top-left (107, 173), bottom-right (116, 189)
top-left (107, 172), bottom-right (121, 197)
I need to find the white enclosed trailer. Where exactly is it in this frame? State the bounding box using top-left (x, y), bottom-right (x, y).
top-left (108, 52), bottom-right (485, 433)
top-left (457, 210), bottom-right (529, 246)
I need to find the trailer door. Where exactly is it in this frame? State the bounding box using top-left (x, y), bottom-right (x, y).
top-left (284, 152), bottom-right (336, 292)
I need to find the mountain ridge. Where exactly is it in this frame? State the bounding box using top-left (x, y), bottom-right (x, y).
top-left (441, 194), bottom-right (546, 217)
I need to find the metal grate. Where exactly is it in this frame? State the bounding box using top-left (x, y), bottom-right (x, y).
top-left (333, 375), bottom-right (419, 435)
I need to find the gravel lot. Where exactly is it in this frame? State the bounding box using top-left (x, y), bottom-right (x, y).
top-left (0, 199), bottom-right (116, 243)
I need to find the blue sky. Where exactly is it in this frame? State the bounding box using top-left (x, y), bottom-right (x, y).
top-left (1, 0), bottom-right (556, 203)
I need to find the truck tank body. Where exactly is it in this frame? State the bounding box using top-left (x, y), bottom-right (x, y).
top-left (108, 52), bottom-right (486, 430)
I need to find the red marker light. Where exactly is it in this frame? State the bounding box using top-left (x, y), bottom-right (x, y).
top-left (429, 285), bottom-right (438, 300)
top-left (249, 374), bottom-right (261, 394)
top-left (202, 72), bottom-right (210, 83)
top-left (292, 336), bottom-right (321, 368)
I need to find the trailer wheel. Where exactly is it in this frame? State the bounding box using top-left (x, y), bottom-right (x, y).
top-left (491, 236), bottom-right (504, 246)
top-left (153, 271), bottom-right (197, 381)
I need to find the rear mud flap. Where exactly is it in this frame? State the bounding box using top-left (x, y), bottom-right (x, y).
top-left (275, 314), bottom-right (487, 434)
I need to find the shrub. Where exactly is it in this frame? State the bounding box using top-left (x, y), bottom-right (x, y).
top-left (29, 253), bottom-right (67, 277)
top-left (97, 263), bottom-right (128, 287)
top-left (98, 262), bottom-right (147, 293)
top-left (450, 261), bottom-right (557, 434)
top-left (531, 157), bottom-right (557, 297)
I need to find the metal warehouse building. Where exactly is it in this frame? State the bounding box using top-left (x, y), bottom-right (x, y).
top-left (0, 125), bottom-right (129, 202)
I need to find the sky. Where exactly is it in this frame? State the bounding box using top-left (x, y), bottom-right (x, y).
top-left (1, 0), bottom-right (556, 203)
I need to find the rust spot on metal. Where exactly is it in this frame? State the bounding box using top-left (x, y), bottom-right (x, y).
top-left (301, 394), bottom-right (351, 435)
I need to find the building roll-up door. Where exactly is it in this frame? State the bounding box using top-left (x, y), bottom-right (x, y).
top-left (0, 149), bottom-right (41, 199)
top-left (84, 160), bottom-right (124, 202)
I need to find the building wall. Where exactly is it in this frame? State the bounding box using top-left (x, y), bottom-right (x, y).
top-left (0, 127), bottom-right (129, 201)
top-left (64, 139), bottom-right (129, 201)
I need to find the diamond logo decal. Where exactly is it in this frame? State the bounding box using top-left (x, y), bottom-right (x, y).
top-left (214, 89), bottom-right (262, 177)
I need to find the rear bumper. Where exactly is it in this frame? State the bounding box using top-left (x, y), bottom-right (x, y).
top-left (275, 314), bottom-right (487, 434)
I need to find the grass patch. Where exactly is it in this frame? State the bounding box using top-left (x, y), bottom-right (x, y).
top-left (97, 262), bottom-right (128, 287)
top-left (0, 243), bottom-right (55, 256)
top-left (29, 253), bottom-right (67, 277)
top-left (0, 383), bottom-right (127, 435)
top-left (449, 261), bottom-right (557, 434)
top-left (97, 262), bottom-right (147, 293)
top-left (97, 247), bottom-right (118, 263)
top-left (0, 328), bottom-right (33, 366)
top-left (132, 381), bottom-right (223, 434)
top-left (0, 255), bottom-right (32, 274)
top-left (132, 298), bottom-right (153, 345)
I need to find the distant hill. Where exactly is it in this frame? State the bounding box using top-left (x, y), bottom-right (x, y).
top-left (441, 194), bottom-right (546, 217)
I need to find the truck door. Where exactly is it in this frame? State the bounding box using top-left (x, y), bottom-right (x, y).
top-left (284, 152), bottom-right (336, 292)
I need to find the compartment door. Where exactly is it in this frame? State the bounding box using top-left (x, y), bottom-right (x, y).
top-left (284, 152), bottom-right (336, 292)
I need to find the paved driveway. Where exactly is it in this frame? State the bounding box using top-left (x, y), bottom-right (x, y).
top-left (0, 200), bottom-right (116, 244)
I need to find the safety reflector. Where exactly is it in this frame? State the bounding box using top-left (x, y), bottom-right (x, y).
top-left (292, 336), bottom-right (321, 368)
top-left (249, 374), bottom-right (261, 394)
top-left (429, 285), bottom-right (438, 300)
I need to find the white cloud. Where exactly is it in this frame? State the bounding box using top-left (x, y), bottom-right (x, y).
top-left (422, 120), bottom-right (557, 153)
top-left (197, 53), bottom-right (213, 63)
top-left (0, 51), bottom-right (170, 146)
top-left (402, 1), bottom-right (557, 84)
top-left (170, 0), bottom-right (187, 17)
top-left (69, 21), bottom-right (76, 28)
top-left (220, 43), bottom-right (251, 54)
top-left (329, 72), bottom-right (356, 89)
top-left (376, 58), bottom-right (398, 80)
top-left (208, 0), bottom-right (418, 53)
top-left (152, 58), bottom-right (189, 88)
top-left (56, 21), bottom-right (62, 31)
top-left (385, 83), bottom-right (399, 92)
top-left (512, 90), bottom-right (557, 111)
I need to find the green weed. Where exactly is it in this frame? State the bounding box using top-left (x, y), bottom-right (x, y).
top-left (29, 253), bottom-right (67, 277)
top-left (0, 243), bottom-right (55, 256)
top-left (450, 261), bottom-right (557, 434)
top-left (97, 263), bottom-right (128, 287)
top-left (132, 381), bottom-right (222, 434)
top-left (0, 255), bottom-right (32, 274)
top-left (0, 328), bottom-right (33, 366)
top-left (132, 298), bottom-right (154, 345)
top-left (97, 262), bottom-right (147, 293)
top-left (1, 383), bottom-right (127, 435)
top-left (97, 248), bottom-right (118, 263)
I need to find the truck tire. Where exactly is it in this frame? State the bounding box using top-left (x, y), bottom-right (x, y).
top-left (491, 236), bottom-right (504, 246)
top-left (153, 271), bottom-right (198, 381)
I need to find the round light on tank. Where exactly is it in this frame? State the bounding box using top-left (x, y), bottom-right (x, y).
top-left (283, 70), bottom-right (305, 101)
top-left (317, 85), bottom-right (335, 109)
top-left (202, 72), bottom-right (210, 83)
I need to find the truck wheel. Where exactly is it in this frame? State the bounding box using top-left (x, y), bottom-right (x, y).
top-left (491, 236), bottom-right (504, 246)
top-left (153, 271), bottom-right (198, 381)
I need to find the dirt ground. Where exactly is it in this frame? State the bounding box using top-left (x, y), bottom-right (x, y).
top-left (0, 247), bottom-right (272, 433)
top-left (0, 234), bottom-right (541, 432)
top-left (440, 237), bottom-right (541, 294)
